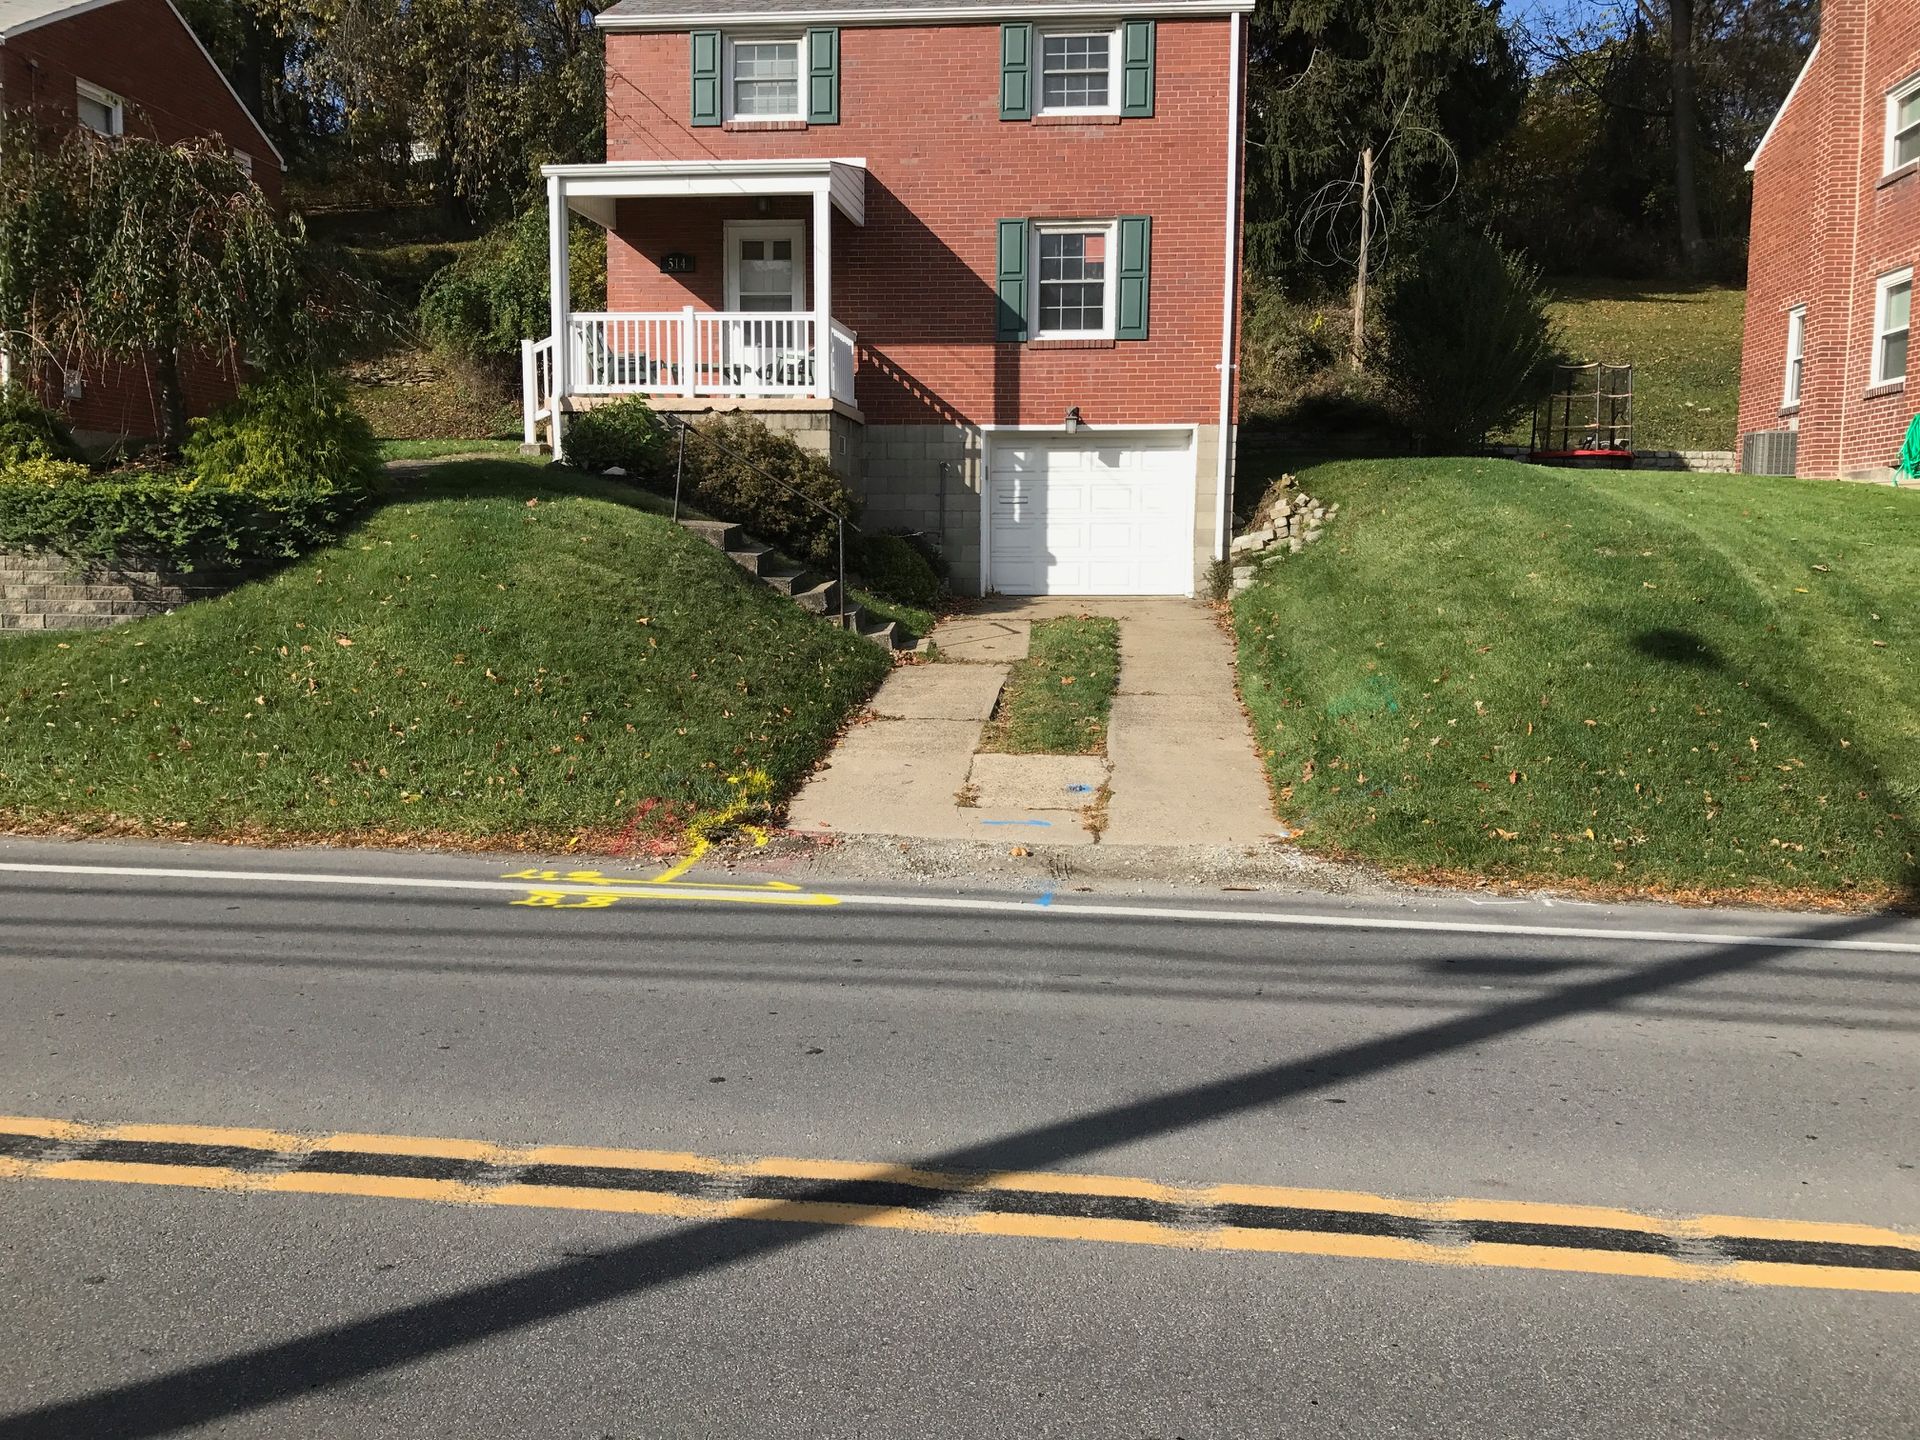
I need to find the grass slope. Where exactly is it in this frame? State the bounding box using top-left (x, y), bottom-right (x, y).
top-left (0, 459), bottom-right (889, 846)
top-left (980, 616), bottom-right (1120, 755)
top-left (1235, 459), bottom-right (1918, 904)
top-left (1539, 278), bottom-right (1745, 452)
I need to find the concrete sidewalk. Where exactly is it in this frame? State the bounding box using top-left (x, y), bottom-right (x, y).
top-left (787, 598), bottom-right (1276, 847)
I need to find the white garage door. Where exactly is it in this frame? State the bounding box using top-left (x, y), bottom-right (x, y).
top-left (987, 432), bottom-right (1194, 596)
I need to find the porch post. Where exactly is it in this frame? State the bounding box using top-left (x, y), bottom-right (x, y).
top-left (812, 183), bottom-right (832, 401)
top-left (546, 172), bottom-right (571, 458)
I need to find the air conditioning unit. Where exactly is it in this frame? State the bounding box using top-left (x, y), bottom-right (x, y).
top-left (1741, 430), bottom-right (1797, 476)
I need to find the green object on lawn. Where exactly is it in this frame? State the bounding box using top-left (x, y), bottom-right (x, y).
top-left (1899, 412), bottom-right (1920, 482)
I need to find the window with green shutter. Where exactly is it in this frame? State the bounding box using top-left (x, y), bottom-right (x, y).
top-left (1000, 24), bottom-right (1033, 121)
top-left (996, 218), bottom-right (1030, 341)
top-left (690, 30), bottom-right (721, 126)
top-left (807, 27), bottom-right (839, 124)
top-left (1120, 20), bottom-right (1155, 117)
top-left (1116, 216), bottom-right (1151, 340)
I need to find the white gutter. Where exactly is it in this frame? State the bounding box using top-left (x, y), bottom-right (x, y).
top-left (1213, 8), bottom-right (1243, 562)
top-left (598, 1), bottom-right (1254, 30)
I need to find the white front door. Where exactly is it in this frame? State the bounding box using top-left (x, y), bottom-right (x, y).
top-left (722, 221), bottom-right (808, 392)
top-left (724, 221), bottom-right (805, 311)
top-left (988, 432), bottom-right (1196, 596)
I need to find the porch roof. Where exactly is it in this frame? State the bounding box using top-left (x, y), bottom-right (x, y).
top-left (540, 158), bottom-right (867, 228)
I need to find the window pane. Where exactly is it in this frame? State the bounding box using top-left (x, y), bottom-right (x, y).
top-left (1898, 89), bottom-right (1920, 132)
top-left (1040, 32), bottom-right (1109, 109)
top-left (732, 41), bottom-right (799, 116)
top-left (1885, 279), bottom-right (1911, 335)
top-left (1882, 329), bottom-right (1908, 381)
top-left (76, 94), bottom-right (114, 134)
top-left (1900, 127), bottom-right (1920, 168)
top-left (1037, 230), bottom-right (1107, 333)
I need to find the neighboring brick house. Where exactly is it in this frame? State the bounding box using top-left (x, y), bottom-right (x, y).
top-left (1738, 0), bottom-right (1918, 481)
top-left (0, 0), bottom-right (284, 444)
top-left (525, 0), bottom-right (1251, 595)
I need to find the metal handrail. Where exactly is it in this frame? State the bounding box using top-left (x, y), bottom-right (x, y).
top-left (660, 413), bottom-right (856, 625)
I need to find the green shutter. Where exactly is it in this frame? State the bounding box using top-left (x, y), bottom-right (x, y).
top-left (1000, 23), bottom-right (1033, 121)
top-left (690, 30), bottom-right (721, 126)
top-left (1120, 20), bottom-right (1155, 118)
top-left (1116, 216), bottom-right (1151, 340)
top-left (807, 27), bottom-right (839, 124)
top-left (996, 218), bottom-right (1030, 341)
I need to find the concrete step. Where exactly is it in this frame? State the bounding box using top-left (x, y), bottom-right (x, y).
top-left (760, 569), bottom-right (819, 598)
top-left (679, 518), bottom-right (743, 551)
top-left (725, 544), bottom-right (776, 578)
top-left (791, 580), bottom-right (841, 616)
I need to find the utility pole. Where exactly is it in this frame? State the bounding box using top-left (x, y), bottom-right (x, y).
top-left (1351, 145), bottom-right (1374, 368)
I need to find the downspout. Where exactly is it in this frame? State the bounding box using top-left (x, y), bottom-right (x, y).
top-left (1213, 9), bottom-right (1244, 561)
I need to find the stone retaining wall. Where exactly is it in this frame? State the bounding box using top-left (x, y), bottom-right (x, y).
top-left (0, 552), bottom-right (243, 631)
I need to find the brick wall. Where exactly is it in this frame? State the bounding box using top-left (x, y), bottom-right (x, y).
top-left (1740, 0), bottom-right (1920, 478)
top-left (603, 19), bottom-right (1240, 429)
top-left (0, 0), bottom-right (283, 440)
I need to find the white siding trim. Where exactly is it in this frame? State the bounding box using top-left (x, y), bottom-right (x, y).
top-left (1747, 42), bottom-right (1817, 173)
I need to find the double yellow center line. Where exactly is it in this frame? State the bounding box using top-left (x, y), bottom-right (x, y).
top-left (3, 1114), bottom-right (1914, 1295)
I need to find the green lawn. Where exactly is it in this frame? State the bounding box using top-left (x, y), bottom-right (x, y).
top-left (1537, 278), bottom-right (1745, 452)
top-left (0, 459), bottom-right (888, 847)
top-left (980, 616), bottom-right (1120, 755)
top-left (1235, 458), bottom-right (1918, 905)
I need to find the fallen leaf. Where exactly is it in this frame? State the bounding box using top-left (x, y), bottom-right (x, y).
top-left (335, 636), bottom-right (353, 647)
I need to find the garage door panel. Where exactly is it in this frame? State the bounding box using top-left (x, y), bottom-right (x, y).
top-left (988, 432), bottom-right (1193, 597)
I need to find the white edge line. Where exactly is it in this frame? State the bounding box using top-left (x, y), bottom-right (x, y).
top-left (2, 861), bottom-right (1918, 956)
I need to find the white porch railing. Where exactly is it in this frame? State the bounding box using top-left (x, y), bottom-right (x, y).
top-left (523, 309), bottom-right (858, 451)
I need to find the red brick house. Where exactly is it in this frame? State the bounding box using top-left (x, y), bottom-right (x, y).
top-left (0, 0), bottom-right (284, 444)
top-left (524, 0), bottom-right (1251, 595)
top-left (1738, 0), bottom-right (1918, 481)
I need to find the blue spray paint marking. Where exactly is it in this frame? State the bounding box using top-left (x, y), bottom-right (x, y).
top-left (1035, 890), bottom-right (1056, 907)
top-left (1064, 783), bottom-right (1094, 794)
top-left (981, 818), bottom-right (1053, 827)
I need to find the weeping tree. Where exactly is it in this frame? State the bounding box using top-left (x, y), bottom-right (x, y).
top-left (0, 131), bottom-right (342, 449)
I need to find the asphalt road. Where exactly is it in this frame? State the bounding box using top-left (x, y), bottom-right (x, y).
top-left (0, 837), bottom-right (1914, 1437)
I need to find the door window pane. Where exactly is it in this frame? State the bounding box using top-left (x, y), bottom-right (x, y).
top-left (737, 233), bottom-right (798, 311)
top-left (732, 41), bottom-right (800, 117)
top-left (1041, 33), bottom-right (1110, 110)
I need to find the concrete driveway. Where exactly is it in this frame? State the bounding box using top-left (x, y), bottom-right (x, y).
top-left (787, 598), bottom-right (1277, 846)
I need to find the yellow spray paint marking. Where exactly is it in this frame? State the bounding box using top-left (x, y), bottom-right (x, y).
top-left (503, 771), bottom-right (805, 910)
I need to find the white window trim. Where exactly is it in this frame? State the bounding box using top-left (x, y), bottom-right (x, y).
top-left (1032, 219), bottom-right (1117, 340)
top-left (1782, 305), bottom-right (1806, 409)
top-left (1885, 72), bottom-right (1920, 176)
top-left (723, 33), bottom-right (805, 123)
top-left (74, 78), bottom-right (124, 137)
top-left (1870, 267), bottom-right (1911, 388)
top-left (1036, 26), bottom-right (1121, 116)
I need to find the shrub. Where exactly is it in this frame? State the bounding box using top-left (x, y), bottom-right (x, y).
top-left (181, 372), bottom-right (380, 500)
top-left (880, 526), bottom-right (950, 582)
top-left (1375, 224), bottom-right (1560, 449)
top-left (3, 456), bottom-right (92, 487)
top-left (858, 533), bottom-right (940, 608)
top-left (0, 467), bottom-right (358, 569)
top-left (683, 415), bottom-right (860, 567)
top-left (0, 385), bottom-right (84, 467)
top-left (565, 396), bottom-right (670, 478)
top-left (418, 207), bottom-right (606, 364)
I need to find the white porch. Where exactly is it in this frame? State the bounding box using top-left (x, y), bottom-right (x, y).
top-left (523, 158), bottom-right (868, 458)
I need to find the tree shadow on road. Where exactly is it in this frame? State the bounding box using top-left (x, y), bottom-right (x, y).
top-left (0, 906), bottom-right (1913, 1438)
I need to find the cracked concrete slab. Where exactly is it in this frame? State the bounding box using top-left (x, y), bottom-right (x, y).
top-left (967, 753), bottom-right (1109, 812)
top-left (786, 718), bottom-right (982, 839)
top-left (930, 614), bottom-right (1030, 663)
top-left (869, 664), bottom-right (1006, 722)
